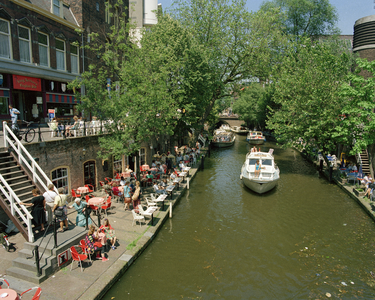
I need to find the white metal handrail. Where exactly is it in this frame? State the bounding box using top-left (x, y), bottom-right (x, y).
top-left (3, 121), bottom-right (55, 242)
top-left (0, 174), bottom-right (33, 242)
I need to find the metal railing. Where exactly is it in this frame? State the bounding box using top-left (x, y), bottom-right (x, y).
top-left (3, 121), bottom-right (56, 242)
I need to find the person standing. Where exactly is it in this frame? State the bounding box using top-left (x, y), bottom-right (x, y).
top-left (43, 184), bottom-right (57, 225)
top-left (52, 187), bottom-right (69, 232)
top-left (20, 189), bottom-right (46, 232)
top-left (123, 181), bottom-right (131, 211)
top-left (9, 105), bottom-right (20, 131)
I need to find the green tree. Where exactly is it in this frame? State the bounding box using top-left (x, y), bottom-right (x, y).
top-left (70, 11), bottom-right (209, 175)
top-left (232, 84), bottom-right (270, 129)
top-left (266, 38), bottom-right (351, 159)
top-left (169, 0), bottom-right (287, 126)
top-left (260, 0), bottom-right (339, 38)
top-left (334, 59), bottom-right (375, 155)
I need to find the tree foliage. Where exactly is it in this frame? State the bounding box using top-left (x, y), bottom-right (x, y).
top-left (334, 59), bottom-right (375, 155)
top-left (232, 84), bottom-right (270, 129)
top-left (169, 0), bottom-right (287, 125)
top-left (266, 38), bottom-right (351, 156)
top-left (260, 0), bottom-right (339, 38)
top-left (70, 11), bottom-right (209, 160)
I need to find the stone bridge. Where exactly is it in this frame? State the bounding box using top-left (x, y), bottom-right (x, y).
top-left (218, 116), bottom-right (243, 127)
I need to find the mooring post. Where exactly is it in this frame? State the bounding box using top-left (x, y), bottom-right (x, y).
top-left (169, 202), bottom-right (172, 218)
top-left (187, 177), bottom-right (189, 189)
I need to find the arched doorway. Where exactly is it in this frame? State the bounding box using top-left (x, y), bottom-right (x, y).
top-left (83, 160), bottom-right (96, 190)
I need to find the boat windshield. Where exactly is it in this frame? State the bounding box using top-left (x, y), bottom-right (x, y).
top-left (249, 159), bottom-right (272, 166)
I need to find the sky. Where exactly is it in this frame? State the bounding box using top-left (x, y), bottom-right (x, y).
top-left (157, 0), bottom-right (374, 35)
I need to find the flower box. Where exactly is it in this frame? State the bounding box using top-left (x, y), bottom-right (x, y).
top-left (353, 187), bottom-right (365, 197)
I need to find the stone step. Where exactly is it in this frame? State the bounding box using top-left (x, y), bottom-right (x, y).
top-left (6, 267), bottom-right (44, 284)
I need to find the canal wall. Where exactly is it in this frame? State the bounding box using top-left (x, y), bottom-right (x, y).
top-left (77, 153), bottom-right (207, 300)
top-left (303, 152), bottom-right (375, 223)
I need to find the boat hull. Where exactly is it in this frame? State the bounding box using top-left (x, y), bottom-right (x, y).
top-left (242, 176), bottom-right (278, 194)
top-left (248, 139), bottom-right (264, 145)
top-left (232, 130), bottom-right (248, 135)
top-left (211, 141), bottom-right (235, 148)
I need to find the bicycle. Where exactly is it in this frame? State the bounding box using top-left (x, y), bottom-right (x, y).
top-left (12, 120), bottom-right (36, 143)
top-left (0, 233), bottom-right (9, 252)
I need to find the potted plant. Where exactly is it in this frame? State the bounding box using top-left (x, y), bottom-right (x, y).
top-left (338, 172), bottom-right (347, 184)
top-left (353, 184), bottom-right (365, 197)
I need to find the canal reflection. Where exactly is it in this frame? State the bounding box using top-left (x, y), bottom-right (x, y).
top-left (103, 135), bottom-right (375, 300)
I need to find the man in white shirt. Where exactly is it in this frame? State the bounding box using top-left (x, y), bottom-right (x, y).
top-left (43, 184), bottom-right (57, 225)
top-left (153, 183), bottom-right (166, 194)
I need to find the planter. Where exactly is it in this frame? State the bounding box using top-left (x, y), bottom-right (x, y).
top-left (353, 188), bottom-right (365, 197)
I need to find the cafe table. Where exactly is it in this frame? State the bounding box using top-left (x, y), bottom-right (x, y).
top-left (0, 289), bottom-right (19, 300)
top-left (140, 206), bottom-right (157, 225)
top-left (183, 167), bottom-right (191, 177)
top-left (153, 194), bottom-right (168, 210)
top-left (77, 186), bottom-right (89, 194)
top-left (166, 184), bottom-right (175, 199)
top-left (173, 177), bottom-right (182, 190)
top-left (179, 172), bottom-right (187, 183)
top-left (88, 197), bottom-right (106, 215)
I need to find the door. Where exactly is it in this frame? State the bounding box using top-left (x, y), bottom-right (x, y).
top-left (84, 161), bottom-right (96, 190)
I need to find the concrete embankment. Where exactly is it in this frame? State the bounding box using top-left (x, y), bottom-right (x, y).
top-left (303, 153), bottom-right (375, 223)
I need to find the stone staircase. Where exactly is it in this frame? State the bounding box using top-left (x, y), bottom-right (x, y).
top-left (6, 226), bottom-right (87, 284)
top-left (0, 148), bottom-right (38, 241)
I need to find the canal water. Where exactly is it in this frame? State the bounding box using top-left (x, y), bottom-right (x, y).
top-left (103, 135), bottom-right (375, 299)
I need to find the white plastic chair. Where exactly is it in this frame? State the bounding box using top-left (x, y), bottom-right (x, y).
top-left (145, 197), bottom-right (158, 208)
top-left (138, 205), bottom-right (154, 221)
top-left (131, 210), bottom-right (145, 227)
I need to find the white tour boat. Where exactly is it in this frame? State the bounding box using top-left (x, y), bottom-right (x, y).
top-left (231, 126), bottom-right (249, 135)
top-left (219, 124), bottom-right (232, 132)
top-left (240, 149), bottom-right (280, 194)
top-left (211, 130), bottom-right (236, 148)
top-left (246, 131), bottom-right (265, 144)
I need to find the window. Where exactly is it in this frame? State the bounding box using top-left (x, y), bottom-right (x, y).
top-left (113, 156), bottom-right (123, 174)
top-left (53, 0), bottom-right (61, 16)
top-left (96, 2), bottom-right (99, 11)
top-left (70, 44), bottom-right (79, 74)
top-left (51, 167), bottom-right (69, 194)
top-left (140, 148), bottom-right (146, 166)
top-left (55, 39), bottom-right (65, 70)
top-left (38, 32), bottom-right (49, 67)
top-left (0, 96), bottom-right (8, 114)
top-left (18, 26), bottom-right (31, 63)
top-left (105, 0), bottom-right (111, 24)
top-left (0, 19), bottom-right (11, 59)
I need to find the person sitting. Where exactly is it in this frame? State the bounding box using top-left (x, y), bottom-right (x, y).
top-left (254, 160), bottom-right (261, 177)
top-left (99, 218), bottom-right (117, 250)
top-left (112, 182), bottom-right (122, 197)
top-left (146, 171), bottom-right (154, 180)
top-left (120, 176), bottom-right (126, 186)
top-left (66, 116), bottom-right (79, 137)
top-left (50, 118), bottom-right (60, 136)
top-left (364, 180), bottom-right (375, 199)
top-left (151, 160), bottom-right (156, 168)
top-left (86, 225), bottom-right (108, 261)
top-left (153, 183), bottom-right (166, 194)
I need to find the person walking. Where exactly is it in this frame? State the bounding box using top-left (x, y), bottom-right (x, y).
top-left (9, 105), bottom-right (20, 134)
top-left (43, 184), bottom-right (57, 225)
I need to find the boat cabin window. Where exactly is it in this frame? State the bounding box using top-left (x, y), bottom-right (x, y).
top-left (249, 159), bottom-right (272, 166)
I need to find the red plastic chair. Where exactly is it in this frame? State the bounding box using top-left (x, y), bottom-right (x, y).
top-left (19, 287), bottom-right (42, 300)
top-left (101, 196), bottom-right (112, 216)
top-left (105, 177), bottom-right (112, 183)
top-left (85, 184), bottom-right (94, 193)
top-left (112, 189), bottom-right (122, 202)
top-left (71, 189), bottom-right (81, 198)
top-left (79, 239), bottom-right (92, 262)
top-left (115, 173), bottom-right (121, 179)
top-left (0, 278), bottom-right (9, 289)
top-left (70, 246), bottom-right (89, 272)
top-left (147, 178), bottom-right (153, 186)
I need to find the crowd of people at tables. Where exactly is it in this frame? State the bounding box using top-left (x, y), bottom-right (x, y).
top-left (19, 142), bottom-right (201, 265)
